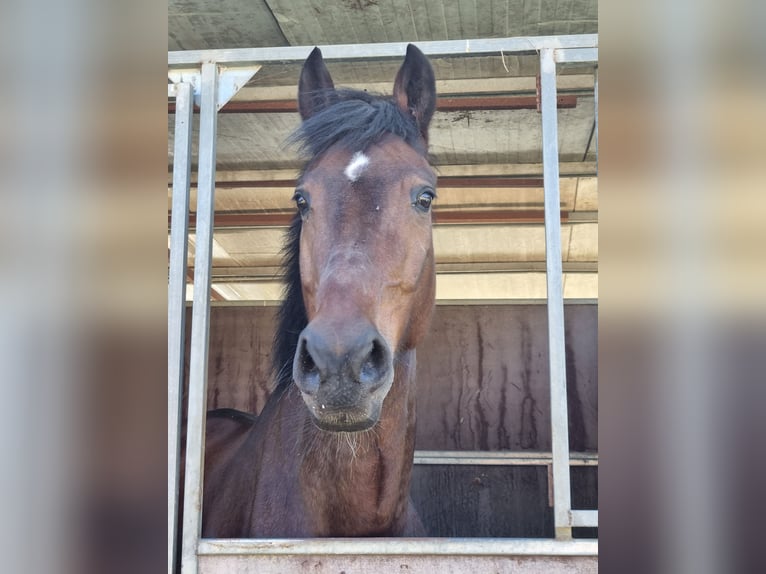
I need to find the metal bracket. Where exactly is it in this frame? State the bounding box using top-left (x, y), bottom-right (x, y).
top-left (168, 65), bottom-right (261, 110)
top-left (216, 66), bottom-right (261, 110)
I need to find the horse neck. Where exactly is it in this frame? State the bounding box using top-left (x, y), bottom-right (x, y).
top-left (278, 348), bottom-right (418, 535)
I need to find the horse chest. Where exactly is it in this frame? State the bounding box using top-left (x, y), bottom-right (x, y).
top-left (296, 445), bottom-right (407, 535)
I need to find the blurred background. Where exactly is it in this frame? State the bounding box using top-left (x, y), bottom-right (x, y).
top-left (0, 0), bottom-right (764, 572)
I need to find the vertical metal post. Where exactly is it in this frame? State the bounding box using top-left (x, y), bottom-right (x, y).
top-left (594, 67), bottom-right (599, 167)
top-left (540, 48), bottom-right (573, 540)
top-left (168, 81), bottom-right (194, 574)
top-left (181, 62), bottom-right (218, 574)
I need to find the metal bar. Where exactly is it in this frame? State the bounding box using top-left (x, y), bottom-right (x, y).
top-left (414, 451), bottom-right (598, 466)
top-left (181, 62), bottom-right (218, 574)
top-left (197, 538), bottom-right (598, 556)
top-left (168, 81), bottom-right (193, 574)
top-left (554, 48), bottom-right (598, 64)
top-left (570, 510), bottom-right (599, 528)
top-left (581, 121), bottom-right (596, 162)
top-left (168, 95), bottom-right (578, 114)
top-left (540, 48), bottom-right (573, 541)
top-left (169, 35), bottom-right (598, 67)
top-left (594, 67), bottom-right (599, 167)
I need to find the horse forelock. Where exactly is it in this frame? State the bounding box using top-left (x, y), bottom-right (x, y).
top-left (288, 89), bottom-right (426, 159)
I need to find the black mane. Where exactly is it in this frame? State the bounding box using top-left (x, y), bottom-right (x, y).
top-left (273, 89), bottom-right (426, 390)
top-left (273, 215), bottom-right (305, 390)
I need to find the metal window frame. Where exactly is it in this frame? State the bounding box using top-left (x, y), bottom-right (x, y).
top-left (168, 35), bottom-right (598, 574)
top-left (168, 80), bottom-right (193, 574)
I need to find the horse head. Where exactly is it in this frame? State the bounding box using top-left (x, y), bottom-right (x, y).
top-left (288, 45), bottom-right (437, 432)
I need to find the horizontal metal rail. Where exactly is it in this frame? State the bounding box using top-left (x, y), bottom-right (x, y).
top-left (554, 47), bottom-right (598, 64)
top-left (413, 450), bottom-right (598, 466)
top-left (169, 35), bottom-right (597, 67)
top-left (198, 538), bottom-right (597, 556)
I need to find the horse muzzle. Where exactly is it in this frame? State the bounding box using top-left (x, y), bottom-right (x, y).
top-left (306, 403), bottom-right (381, 432)
top-left (292, 319), bottom-right (394, 432)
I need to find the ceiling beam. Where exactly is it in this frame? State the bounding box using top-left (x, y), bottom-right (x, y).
top-left (168, 95), bottom-right (577, 115)
top-left (227, 76), bottom-right (595, 102)
top-left (210, 285), bottom-right (226, 301)
top-left (204, 261), bottom-right (598, 282)
top-left (188, 176), bottom-right (547, 189)
top-left (168, 163), bottom-right (597, 185)
top-left (172, 209), bottom-right (569, 230)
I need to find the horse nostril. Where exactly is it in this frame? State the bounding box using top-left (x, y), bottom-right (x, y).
top-left (358, 337), bottom-right (390, 387)
top-left (300, 340), bottom-right (316, 372)
top-left (296, 336), bottom-right (320, 394)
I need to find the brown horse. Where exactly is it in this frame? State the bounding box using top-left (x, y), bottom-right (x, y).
top-left (201, 45), bottom-right (437, 538)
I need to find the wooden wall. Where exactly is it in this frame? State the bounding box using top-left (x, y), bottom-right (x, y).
top-left (413, 305), bottom-right (597, 452)
top-left (185, 304), bottom-right (597, 453)
top-left (184, 303), bottom-right (598, 537)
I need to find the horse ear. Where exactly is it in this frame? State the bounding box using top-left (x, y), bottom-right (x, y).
top-left (298, 47), bottom-right (336, 120)
top-left (393, 44), bottom-right (436, 141)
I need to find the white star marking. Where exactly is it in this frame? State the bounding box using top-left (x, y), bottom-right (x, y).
top-left (344, 151), bottom-right (370, 182)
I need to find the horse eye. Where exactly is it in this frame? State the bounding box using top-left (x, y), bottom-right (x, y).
top-left (413, 189), bottom-right (435, 212)
top-left (293, 191), bottom-right (309, 215)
